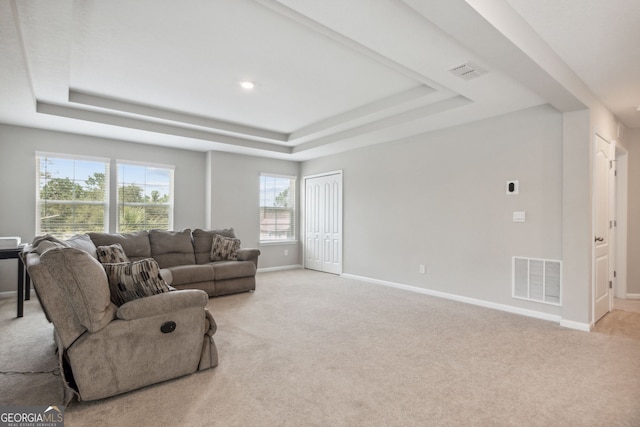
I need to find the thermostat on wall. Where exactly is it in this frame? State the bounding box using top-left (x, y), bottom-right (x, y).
top-left (506, 180), bottom-right (519, 195)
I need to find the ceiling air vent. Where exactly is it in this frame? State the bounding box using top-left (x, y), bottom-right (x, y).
top-left (448, 61), bottom-right (488, 80)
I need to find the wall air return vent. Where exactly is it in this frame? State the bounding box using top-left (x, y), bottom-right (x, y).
top-left (512, 257), bottom-right (562, 306)
top-left (448, 61), bottom-right (488, 80)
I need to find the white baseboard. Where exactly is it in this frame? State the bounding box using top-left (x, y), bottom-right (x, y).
top-left (0, 290), bottom-right (17, 299)
top-left (258, 264), bottom-right (303, 273)
top-left (625, 293), bottom-right (640, 300)
top-left (559, 319), bottom-right (592, 332)
top-left (340, 273), bottom-right (593, 328)
top-left (0, 290), bottom-right (35, 299)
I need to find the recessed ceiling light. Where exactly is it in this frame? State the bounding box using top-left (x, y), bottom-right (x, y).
top-left (240, 81), bottom-right (255, 90)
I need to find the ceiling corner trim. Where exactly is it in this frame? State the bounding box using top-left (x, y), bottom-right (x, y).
top-left (253, 0), bottom-right (445, 90)
top-left (68, 89), bottom-right (289, 143)
top-left (288, 85), bottom-right (439, 144)
top-left (9, 0), bottom-right (36, 105)
top-left (292, 94), bottom-right (473, 155)
top-left (36, 100), bottom-right (293, 155)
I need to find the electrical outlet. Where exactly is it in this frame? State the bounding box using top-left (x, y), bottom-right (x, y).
top-left (419, 264), bottom-right (425, 274)
top-left (284, 249), bottom-right (289, 256)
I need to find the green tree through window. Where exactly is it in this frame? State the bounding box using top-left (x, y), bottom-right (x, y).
top-left (260, 174), bottom-right (296, 241)
top-left (36, 154), bottom-right (175, 238)
top-left (37, 155), bottom-right (109, 238)
top-left (117, 163), bottom-right (174, 232)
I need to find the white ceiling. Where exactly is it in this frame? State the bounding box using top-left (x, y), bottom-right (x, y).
top-left (0, 0), bottom-right (637, 160)
top-left (507, 0), bottom-right (640, 131)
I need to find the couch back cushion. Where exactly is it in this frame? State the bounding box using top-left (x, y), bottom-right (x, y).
top-left (149, 229), bottom-right (196, 268)
top-left (192, 228), bottom-right (237, 264)
top-left (39, 247), bottom-right (116, 333)
top-left (65, 234), bottom-right (98, 259)
top-left (88, 231), bottom-right (151, 262)
top-left (26, 252), bottom-right (88, 348)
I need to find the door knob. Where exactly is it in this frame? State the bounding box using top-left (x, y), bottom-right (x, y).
top-left (594, 236), bottom-right (604, 242)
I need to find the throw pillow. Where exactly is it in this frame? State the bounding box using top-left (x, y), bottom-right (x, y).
top-left (210, 234), bottom-right (241, 261)
top-left (192, 228), bottom-right (237, 264)
top-left (96, 243), bottom-right (130, 264)
top-left (103, 258), bottom-right (171, 306)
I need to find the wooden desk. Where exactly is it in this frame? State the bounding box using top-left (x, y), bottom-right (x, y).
top-left (0, 247), bottom-right (29, 318)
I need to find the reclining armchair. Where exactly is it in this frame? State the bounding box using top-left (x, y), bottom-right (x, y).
top-left (25, 245), bottom-right (218, 402)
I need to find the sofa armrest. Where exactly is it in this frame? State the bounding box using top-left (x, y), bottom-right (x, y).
top-left (237, 248), bottom-right (260, 261)
top-left (116, 289), bottom-right (208, 321)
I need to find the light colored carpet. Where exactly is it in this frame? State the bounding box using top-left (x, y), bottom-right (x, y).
top-left (0, 296), bottom-right (62, 406)
top-left (614, 297), bottom-right (640, 314)
top-left (2, 270), bottom-right (640, 426)
top-left (593, 309), bottom-right (640, 341)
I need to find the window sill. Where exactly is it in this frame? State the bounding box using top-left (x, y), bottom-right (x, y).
top-left (259, 240), bottom-right (298, 246)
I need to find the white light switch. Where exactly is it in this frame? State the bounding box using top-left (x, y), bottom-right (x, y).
top-left (513, 211), bottom-right (526, 222)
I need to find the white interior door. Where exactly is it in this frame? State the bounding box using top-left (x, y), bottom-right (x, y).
top-left (305, 172), bottom-right (342, 274)
top-left (305, 179), bottom-right (322, 271)
top-left (321, 175), bottom-right (342, 274)
top-left (594, 134), bottom-right (613, 322)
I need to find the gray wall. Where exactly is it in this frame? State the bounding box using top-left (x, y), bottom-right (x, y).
top-left (301, 105), bottom-right (564, 315)
top-left (561, 109), bottom-right (591, 325)
top-left (2, 104), bottom-right (632, 322)
top-left (627, 128), bottom-right (640, 295)
top-left (0, 124), bottom-right (208, 292)
top-left (206, 151), bottom-right (301, 270)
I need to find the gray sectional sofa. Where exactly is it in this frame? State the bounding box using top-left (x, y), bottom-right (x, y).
top-left (25, 244), bottom-right (218, 402)
top-left (23, 227), bottom-right (259, 402)
top-left (88, 228), bottom-right (260, 297)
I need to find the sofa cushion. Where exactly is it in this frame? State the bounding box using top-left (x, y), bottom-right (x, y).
top-left (32, 234), bottom-right (99, 259)
top-left (33, 239), bottom-right (67, 255)
top-left (39, 247), bottom-right (116, 332)
top-left (192, 228), bottom-right (236, 264)
top-left (211, 260), bottom-right (256, 280)
top-left (32, 234), bottom-right (66, 248)
top-left (149, 229), bottom-right (196, 268)
top-left (65, 234), bottom-right (98, 259)
top-left (89, 231), bottom-right (151, 261)
top-left (210, 234), bottom-right (241, 261)
top-left (103, 258), bottom-right (171, 306)
top-left (96, 243), bottom-right (130, 264)
top-left (166, 264), bottom-right (215, 286)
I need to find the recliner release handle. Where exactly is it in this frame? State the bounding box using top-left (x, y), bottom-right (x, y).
top-left (161, 321), bottom-right (177, 334)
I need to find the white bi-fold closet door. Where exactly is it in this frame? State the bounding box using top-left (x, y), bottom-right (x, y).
top-left (304, 172), bottom-right (342, 274)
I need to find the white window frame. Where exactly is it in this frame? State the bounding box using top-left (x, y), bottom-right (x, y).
top-left (35, 152), bottom-right (110, 238)
top-left (259, 173), bottom-right (297, 244)
top-left (116, 160), bottom-right (175, 232)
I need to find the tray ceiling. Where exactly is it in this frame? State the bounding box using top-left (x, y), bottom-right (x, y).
top-left (2, 0), bottom-right (615, 160)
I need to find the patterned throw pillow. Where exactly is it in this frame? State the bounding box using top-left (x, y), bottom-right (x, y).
top-left (96, 244), bottom-right (130, 264)
top-left (210, 234), bottom-right (241, 261)
top-left (103, 258), bottom-right (171, 306)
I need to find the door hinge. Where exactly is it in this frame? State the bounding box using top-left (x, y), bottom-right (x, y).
top-left (609, 280), bottom-right (613, 289)
top-left (609, 160), bottom-right (613, 169)
top-left (614, 270), bottom-right (617, 278)
top-left (609, 220), bottom-right (613, 229)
